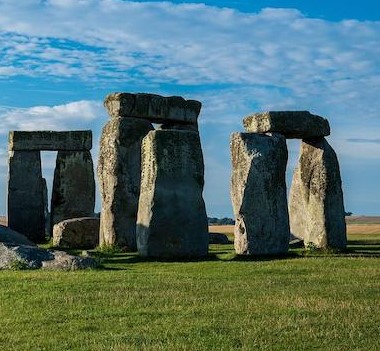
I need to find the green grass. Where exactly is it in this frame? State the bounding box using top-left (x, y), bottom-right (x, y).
top-left (0, 234), bottom-right (379, 351)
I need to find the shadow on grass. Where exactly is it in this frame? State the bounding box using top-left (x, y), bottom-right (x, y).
top-left (86, 237), bottom-right (380, 270)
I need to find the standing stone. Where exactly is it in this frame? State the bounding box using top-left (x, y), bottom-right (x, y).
top-left (50, 151), bottom-right (95, 231)
top-left (97, 117), bottom-right (154, 250)
top-left (289, 138), bottom-right (347, 249)
top-left (136, 130), bottom-right (208, 258)
top-left (230, 133), bottom-right (290, 255)
top-left (42, 177), bottom-right (51, 237)
top-left (8, 151), bottom-right (45, 242)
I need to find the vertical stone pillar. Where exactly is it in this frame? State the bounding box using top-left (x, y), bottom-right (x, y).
top-left (289, 138), bottom-right (347, 249)
top-left (50, 150), bottom-right (95, 230)
top-left (136, 130), bottom-right (209, 258)
top-left (8, 150), bottom-right (45, 242)
top-left (230, 132), bottom-right (290, 255)
top-left (97, 117), bottom-right (154, 250)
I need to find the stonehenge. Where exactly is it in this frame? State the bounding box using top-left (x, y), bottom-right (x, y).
top-left (99, 92), bottom-right (208, 257)
top-left (231, 111), bottom-right (346, 254)
top-left (4, 95), bottom-right (347, 259)
top-left (7, 131), bottom-right (95, 243)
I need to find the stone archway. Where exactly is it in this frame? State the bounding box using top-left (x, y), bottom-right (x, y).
top-left (7, 131), bottom-right (95, 243)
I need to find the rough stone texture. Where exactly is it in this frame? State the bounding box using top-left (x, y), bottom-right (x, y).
top-left (289, 138), bottom-right (347, 249)
top-left (0, 242), bottom-right (96, 270)
top-left (243, 111), bottom-right (330, 139)
top-left (0, 225), bottom-right (36, 246)
top-left (230, 132), bottom-right (290, 255)
top-left (98, 117), bottom-right (154, 250)
top-left (53, 217), bottom-right (100, 249)
top-left (8, 150), bottom-right (45, 242)
top-left (136, 130), bottom-right (209, 258)
top-left (104, 92), bottom-right (201, 125)
top-left (41, 250), bottom-right (97, 270)
top-left (9, 130), bottom-right (92, 151)
top-left (50, 151), bottom-right (95, 231)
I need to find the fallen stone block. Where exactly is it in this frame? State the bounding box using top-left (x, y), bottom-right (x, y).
top-left (0, 225), bottom-right (36, 246)
top-left (53, 217), bottom-right (100, 249)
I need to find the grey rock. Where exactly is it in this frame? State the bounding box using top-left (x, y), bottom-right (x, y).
top-left (0, 243), bottom-right (54, 269)
top-left (136, 130), bottom-right (208, 258)
top-left (289, 138), bottom-right (347, 249)
top-left (41, 251), bottom-right (97, 271)
top-left (0, 242), bottom-right (96, 270)
top-left (53, 217), bottom-right (100, 249)
top-left (7, 150), bottom-right (45, 242)
top-left (209, 233), bottom-right (230, 245)
top-left (0, 225), bottom-right (36, 246)
top-left (243, 111), bottom-right (330, 139)
top-left (9, 130), bottom-right (92, 151)
top-left (104, 92), bottom-right (201, 125)
top-left (230, 132), bottom-right (290, 255)
top-left (97, 117), bottom-right (154, 250)
top-left (51, 150), bottom-right (95, 231)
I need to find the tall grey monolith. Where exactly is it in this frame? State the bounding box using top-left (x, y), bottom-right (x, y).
top-left (8, 151), bottom-right (45, 242)
top-left (230, 132), bottom-right (290, 255)
top-left (51, 151), bottom-right (95, 230)
top-left (289, 138), bottom-right (347, 249)
top-left (136, 130), bottom-right (208, 258)
top-left (97, 117), bottom-right (154, 250)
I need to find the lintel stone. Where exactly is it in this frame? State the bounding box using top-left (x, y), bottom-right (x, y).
top-left (243, 111), bottom-right (330, 139)
top-left (9, 130), bottom-right (92, 151)
top-left (104, 92), bottom-right (201, 125)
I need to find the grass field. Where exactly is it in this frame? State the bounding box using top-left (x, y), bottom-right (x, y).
top-left (0, 228), bottom-right (379, 351)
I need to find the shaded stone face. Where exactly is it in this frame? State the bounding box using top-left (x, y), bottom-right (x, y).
top-left (230, 132), bottom-right (290, 255)
top-left (51, 151), bottom-right (95, 231)
top-left (53, 217), bottom-right (100, 249)
top-left (9, 130), bottom-right (92, 151)
top-left (104, 92), bottom-right (201, 125)
top-left (8, 150), bottom-right (45, 242)
top-left (289, 137), bottom-right (347, 249)
top-left (97, 117), bottom-right (154, 250)
top-left (136, 130), bottom-right (208, 258)
top-left (243, 111), bottom-right (330, 139)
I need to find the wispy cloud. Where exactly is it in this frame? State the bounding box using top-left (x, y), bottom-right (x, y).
top-left (347, 138), bottom-right (380, 144)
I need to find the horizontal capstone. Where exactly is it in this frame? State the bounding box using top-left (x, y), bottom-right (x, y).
top-left (243, 111), bottom-right (330, 139)
top-left (104, 92), bottom-right (201, 125)
top-left (9, 130), bottom-right (92, 151)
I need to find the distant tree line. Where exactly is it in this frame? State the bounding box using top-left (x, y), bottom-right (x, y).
top-left (345, 211), bottom-right (353, 216)
top-left (208, 217), bottom-right (235, 225)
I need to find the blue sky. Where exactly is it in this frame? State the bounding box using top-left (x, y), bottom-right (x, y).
top-left (0, 0), bottom-right (379, 216)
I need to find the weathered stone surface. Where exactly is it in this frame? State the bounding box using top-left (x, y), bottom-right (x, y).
top-left (137, 130), bottom-right (208, 258)
top-left (243, 111), bottom-right (330, 139)
top-left (0, 243), bottom-right (53, 269)
top-left (289, 138), bottom-right (347, 249)
top-left (50, 151), bottom-right (95, 231)
top-left (0, 242), bottom-right (97, 270)
top-left (230, 132), bottom-right (290, 255)
top-left (98, 117), bottom-right (154, 250)
top-left (9, 130), bottom-right (92, 151)
top-left (41, 250), bottom-right (97, 270)
top-left (53, 217), bottom-right (99, 249)
top-left (8, 150), bottom-right (45, 242)
top-left (104, 93), bottom-right (201, 125)
top-left (0, 225), bottom-right (36, 246)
